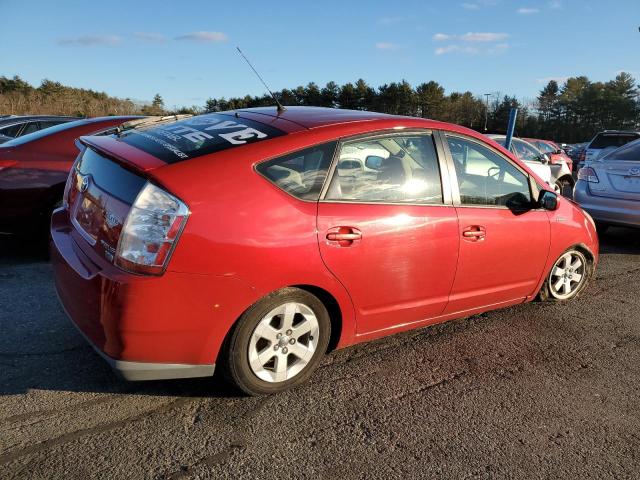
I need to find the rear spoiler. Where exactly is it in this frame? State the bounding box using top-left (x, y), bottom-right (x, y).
top-left (78, 136), bottom-right (167, 172)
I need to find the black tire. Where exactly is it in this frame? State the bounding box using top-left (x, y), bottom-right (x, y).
top-left (595, 221), bottom-right (610, 235)
top-left (538, 248), bottom-right (592, 302)
top-left (220, 287), bottom-right (331, 396)
top-left (555, 177), bottom-right (574, 198)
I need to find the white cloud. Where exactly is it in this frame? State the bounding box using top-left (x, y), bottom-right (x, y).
top-left (58, 35), bottom-right (122, 47)
top-left (375, 42), bottom-right (400, 50)
top-left (461, 2), bottom-right (480, 9)
top-left (433, 33), bottom-right (453, 41)
top-left (549, 0), bottom-right (562, 9)
top-left (517, 7), bottom-right (540, 14)
top-left (460, 32), bottom-right (509, 42)
top-left (434, 32), bottom-right (509, 42)
top-left (134, 32), bottom-right (166, 43)
top-left (175, 31), bottom-right (228, 43)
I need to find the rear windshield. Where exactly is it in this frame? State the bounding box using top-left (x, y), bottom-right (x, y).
top-left (0, 119), bottom-right (86, 147)
top-left (117, 113), bottom-right (285, 163)
top-left (603, 139), bottom-right (640, 162)
top-left (590, 133), bottom-right (640, 149)
top-left (77, 147), bottom-right (146, 203)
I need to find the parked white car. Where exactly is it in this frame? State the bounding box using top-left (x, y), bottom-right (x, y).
top-left (487, 135), bottom-right (560, 193)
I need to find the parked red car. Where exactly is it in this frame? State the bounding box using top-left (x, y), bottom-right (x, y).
top-left (0, 116), bottom-right (141, 235)
top-left (523, 138), bottom-right (574, 171)
top-left (51, 107), bottom-right (598, 395)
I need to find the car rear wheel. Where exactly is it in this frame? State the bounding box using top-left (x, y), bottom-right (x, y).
top-left (541, 249), bottom-right (590, 301)
top-left (220, 288), bottom-right (330, 395)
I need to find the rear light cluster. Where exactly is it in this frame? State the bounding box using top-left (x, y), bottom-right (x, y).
top-left (577, 167), bottom-right (599, 183)
top-left (115, 183), bottom-right (189, 275)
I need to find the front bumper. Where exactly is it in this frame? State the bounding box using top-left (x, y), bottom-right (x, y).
top-left (50, 208), bottom-right (247, 381)
top-left (574, 181), bottom-right (640, 228)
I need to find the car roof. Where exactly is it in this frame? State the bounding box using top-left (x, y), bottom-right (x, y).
top-left (234, 106), bottom-right (394, 130)
top-left (0, 115), bottom-right (80, 125)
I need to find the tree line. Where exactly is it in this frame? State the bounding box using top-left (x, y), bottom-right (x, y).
top-left (1, 73), bottom-right (638, 143)
top-left (203, 73), bottom-right (639, 143)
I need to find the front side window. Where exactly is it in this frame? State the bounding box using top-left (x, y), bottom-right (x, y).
top-left (256, 142), bottom-right (337, 200)
top-left (447, 135), bottom-right (531, 207)
top-left (324, 134), bottom-right (443, 204)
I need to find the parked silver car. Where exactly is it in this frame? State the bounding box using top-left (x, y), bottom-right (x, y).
top-left (578, 130), bottom-right (640, 170)
top-left (574, 138), bottom-right (640, 230)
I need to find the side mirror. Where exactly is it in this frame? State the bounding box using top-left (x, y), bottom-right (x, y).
top-left (541, 153), bottom-right (551, 164)
top-left (365, 155), bottom-right (385, 170)
top-left (555, 149), bottom-right (564, 155)
top-left (539, 190), bottom-right (559, 211)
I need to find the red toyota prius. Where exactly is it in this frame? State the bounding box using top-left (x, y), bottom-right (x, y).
top-left (51, 107), bottom-right (598, 395)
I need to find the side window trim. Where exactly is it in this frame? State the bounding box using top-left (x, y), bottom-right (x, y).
top-left (319, 129), bottom-right (452, 206)
top-left (439, 131), bottom-right (534, 209)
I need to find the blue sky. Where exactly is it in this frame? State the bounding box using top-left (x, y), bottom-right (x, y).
top-left (1, 0), bottom-right (639, 109)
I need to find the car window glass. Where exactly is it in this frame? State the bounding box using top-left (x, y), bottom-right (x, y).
top-left (325, 134), bottom-right (443, 204)
top-left (447, 135), bottom-right (531, 207)
top-left (21, 122), bottom-right (40, 135)
top-left (512, 139), bottom-right (540, 162)
top-left (537, 142), bottom-right (555, 154)
top-left (256, 142), bottom-right (337, 200)
top-left (590, 134), bottom-right (640, 149)
top-left (0, 124), bottom-right (22, 137)
top-left (39, 121), bottom-right (64, 129)
top-left (605, 138), bottom-right (640, 161)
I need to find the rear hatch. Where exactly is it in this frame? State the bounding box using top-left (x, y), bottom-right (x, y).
top-left (589, 140), bottom-right (640, 201)
top-left (68, 139), bottom-right (149, 263)
top-left (66, 112), bottom-right (289, 263)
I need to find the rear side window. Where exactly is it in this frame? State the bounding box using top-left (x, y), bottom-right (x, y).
top-left (118, 114), bottom-right (286, 164)
top-left (604, 139), bottom-right (640, 161)
top-left (590, 133), bottom-right (640, 149)
top-left (325, 134), bottom-right (443, 204)
top-left (256, 142), bottom-right (337, 200)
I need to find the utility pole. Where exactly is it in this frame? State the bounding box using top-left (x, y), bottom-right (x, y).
top-left (483, 93), bottom-right (491, 131)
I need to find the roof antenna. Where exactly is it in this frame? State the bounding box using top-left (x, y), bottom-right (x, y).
top-left (236, 46), bottom-right (286, 113)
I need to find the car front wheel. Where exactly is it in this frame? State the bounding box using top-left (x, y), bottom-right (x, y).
top-left (220, 288), bottom-right (331, 395)
top-left (541, 249), bottom-right (590, 301)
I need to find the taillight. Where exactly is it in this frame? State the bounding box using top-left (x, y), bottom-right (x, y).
top-left (115, 182), bottom-right (189, 275)
top-left (577, 167), bottom-right (599, 183)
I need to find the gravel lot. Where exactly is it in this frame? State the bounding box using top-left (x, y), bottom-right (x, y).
top-left (1, 228), bottom-right (639, 479)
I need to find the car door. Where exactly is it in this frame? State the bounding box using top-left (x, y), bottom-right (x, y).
top-left (442, 133), bottom-right (550, 314)
top-left (316, 131), bottom-right (459, 335)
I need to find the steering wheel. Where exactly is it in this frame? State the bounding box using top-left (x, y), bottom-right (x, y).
top-left (487, 166), bottom-right (504, 182)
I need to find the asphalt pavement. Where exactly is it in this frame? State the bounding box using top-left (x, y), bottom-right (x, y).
top-left (1, 227), bottom-right (639, 479)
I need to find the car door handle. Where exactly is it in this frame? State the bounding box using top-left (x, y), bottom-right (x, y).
top-left (326, 232), bottom-right (361, 241)
top-left (462, 226), bottom-right (486, 241)
top-left (326, 227), bottom-right (362, 246)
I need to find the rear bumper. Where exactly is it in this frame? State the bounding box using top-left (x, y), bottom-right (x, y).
top-left (50, 208), bottom-right (252, 381)
top-left (574, 181), bottom-right (640, 228)
top-left (57, 292), bottom-right (215, 381)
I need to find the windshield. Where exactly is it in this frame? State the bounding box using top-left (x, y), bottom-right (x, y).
top-left (590, 133), bottom-right (640, 150)
top-left (0, 118), bottom-right (86, 147)
top-left (603, 139), bottom-right (640, 161)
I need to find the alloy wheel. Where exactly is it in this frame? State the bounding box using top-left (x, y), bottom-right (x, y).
top-left (548, 250), bottom-right (587, 300)
top-left (248, 302), bottom-right (320, 383)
